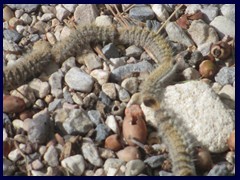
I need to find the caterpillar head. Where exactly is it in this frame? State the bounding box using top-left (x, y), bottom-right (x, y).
top-left (142, 94), bottom-right (160, 110)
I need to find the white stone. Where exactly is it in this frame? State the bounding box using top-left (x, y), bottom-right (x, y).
top-left (152, 4), bottom-right (169, 22)
top-left (60, 26), bottom-right (71, 40)
top-left (43, 145), bottom-right (59, 167)
top-left (95, 15), bottom-right (113, 27)
top-left (102, 83), bottom-right (117, 99)
top-left (8, 145), bottom-right (25, 161)
top-left (218, 84), bottom-right (235, 101)
top-left (106, 115), bottom-right (120, 134)
top-left (12, 119), bottom-right (24, 130)
top-left (65, 67), bottom-right (94, 93)
top-left (40, 13), bottom-right (55, 22)
top-left (29, 78), bottom-right (50, 98)
top-left (46, 32), bottom-right (57, 45)
top-left (62, 4), bottom-right (77, 13)
top-left (56, 5), bottom-right (71, 22)
top-left (221, 4), bottom-right (235, 22)
top-left (182, 67), bottom-right (200, 80)
top-left (61, 155), bottom-right (85, 176)
top-left (90, 69), bottom-right (110, 85)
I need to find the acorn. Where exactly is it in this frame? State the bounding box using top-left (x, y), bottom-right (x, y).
top-left (199, 60), bottom-right (217, 78)
top-left (210, 41), bottom-right (232, 60)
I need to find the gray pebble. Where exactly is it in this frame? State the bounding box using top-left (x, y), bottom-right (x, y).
top-left (48, 98), bottom-right (63, 111)
top-left (121, 77), bottom-right (139, 94)
top-left (207, 163), bottom-right (229, 176)
top-left (99, 91), bottom-right (112, 107)
top-left (28, 109), bottom-right (51, 144)
top-left (95, 15), bottom-right (113, 27)
top-left (144, 154), bottom-right (167, 168)
top-left (31, 159), bottom-right (44, 170)
top-left (102, 83), bottom-right (117, 100)
top-left (102, 43), bottom-right (120, 59)
top-left (152, 4), bottom-right (169, 22)
top-left (79, 52), bottom-right (102, 71)
top-left (166, 22), bottom-right (194, 47)
top-left (218, 84), bottom-right (235, 101)
top-left (56, 5), bottom-right (71, 22)
top-left (43, 145), bottom-right (59, 167)
top-left (61, 155), bottom-right (85, 176)
top-left (65, 67), bottom-right (94, 93)
top-left (40, 13), bottom-right (55, 22)
top-left (62, 109), bottom-right (93, 135)
top-left (74, 4), bottom-right (99, 25)
top-left (49, 71), bottom-right (64, 98)
top-left (95, 124), bottom-right (111, 142)
top-left (63, 87), bottom-right (74, 104)
top-left (33, 20), bottom-right (48, 34)
top-left (15, 9), bottom-right (24, 19)
top-left (125, 159), bottom-right (145, 176)
top-left (87, 110), bottom-right (102, 126)
top-left (20, 13), bottom-right (32, 25)
top-left (3, 158), bottom-right (15, 176)
top-left (129, 5), bottom-right (155, 21)
top-left (110, 61), bottom-right (154, 82)
top-left (3, 29), bottom-right (22, 43)
top-left (201, 5), bottom-right (219, 23)
top-left (109, 57), bottom-right (127, 70)
top-left (215, 67), bottom-right (235, 86)
top-left (146, 20), bottom-right (161, 33)
top-left (210, 16), bottom-right (235, 39)
top-left (81, 141), bottom-right (103, 167)
top-left (29, 34), bottom-right (40, 42)
top-left (29, 78), bottom-right (50, 98)
top-left (104, 158), bottom-right (125, 173)
top-left (159, 170), bottom-right (174, 176)
top-left (117, 86), bottom-right (131, 102)
top-left (125, 45), bottom-right (143, 58)
top-left (188, 19), bottom-right (219, 47)
top-left (6, 4), bottom-right (40, 13)
top-left (221, 4), bottom-right (235, 23)
top-left (3, 39), bottom-right (21, 52)
top-left (62, 4), bottom-right (77, 13)
top-left (3, 113), bottom-right (11, 124)
top-left (61, 57), bottom-right (76, 73)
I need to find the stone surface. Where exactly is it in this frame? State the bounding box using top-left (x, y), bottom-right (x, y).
top-left (90, 69), bottom-right (110, 85)
top-left (201, 5), bottom-right (219, 23)
top-left (78, 52), bottom-right (102, 71)
top-left (218, 84), bottom-right (235, 102)
top-left (95, 15), bottom-right (113, 27)
top-left (125, 159), bottom-right (145, 176)
top-left (40, 13), bottom-right (55, 22)
top-left (62, 109), bottom-right (93, 135)
top-left (110, 61), bottom-right (154, 82)
top-left (188, 19), bottom-right (219, 46)
top-left (221, 4), bottom-right (235, 22)
top-left (43, 145), bottom-right (59, 167)
top-left (210, 16), bottom-right (235, 39)
top-left (49, 71), bottom-right (64, 98)
top-left (142, 81), bottom-right (235, 153)
top-left (20, 13), bottom-right (32, 25)
top-left (215, 67), bottom-right (235, 86)
top-left (74, 4), bottom-right (99, 25)
top-left (115, 84), bottom-right (131, 102)
top-left (61, 57), bottom-right (76, 73)
top-left (65, 67), bottom-right (94, 93)
top-left (104, 158), bottom-right (125, 174)
top-left (182, 67), bottom-right (200, 80)
top-left (81, 141), bottom-right (103, 167)
top-left (105, 115), bottom-right (120, 134)
top-left (95, 124), bottom-right (111, 142)
top-left (151, 4), bottom-right (169, 22)
top-left (144, 155), bottom-right (167, 168)
top-left (87, 110), bottom-right (102, 126)
top-left (56, 5), bottom-right (71, 22)
top-left (129, 5), bottom-right (155, 21)
top-left (3, 6), bottom-right (15, 21)
top-left (61, 155), bottom-right (85, 176)
top-left (125, 45), bottom-right (143, 58)
top-left (102, 83), bottom-right (117, 100)
top-left (3, 29), bottom-right (22, 43)
top-left (60, 26), bottom-right (71, 40)
top-left (102, 43), bottom-right (120, 59)
top-left (28, 109), bottom-right (51, 144)
top-left (29, 78), bottom-right (50, 98)
top-left (121, 77), bottom-right (139, 94)
top-left (166, 22), bottom-right (194, 47)
top-left (62, 4), bottom-right (77, 13)
top-left (6, 4), bottom-right (40, 13)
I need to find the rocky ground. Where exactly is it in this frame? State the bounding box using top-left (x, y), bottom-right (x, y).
top-left (3, 4), bottom-right (235, 176)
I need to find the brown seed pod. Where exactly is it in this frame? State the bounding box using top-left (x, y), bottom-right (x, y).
top-left (210, 41), bottom-right (232, 60)
top-left (3, 95), bottom-right (26, 113)
top-left (195, 147), bottom-right (213, 173)
top-left (105, 134), bottom-right (122, 151)
top-left (122, 105), bottom-right (147, 146)
top-left (116, 146), bottom-right (141, 162)
top-left (227, 130), bottom-right (235, 151)
top-left (199, 60), bottom-right (217, 78)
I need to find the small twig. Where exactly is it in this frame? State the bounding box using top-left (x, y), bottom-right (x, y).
top-left (156, 4), bottom-right (184, 34)
top-left (121, 4), bottom-right (136, 14)
top-left (93, 45), bottom-right (114, 66)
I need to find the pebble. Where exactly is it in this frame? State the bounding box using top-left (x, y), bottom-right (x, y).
top-left (115, 84), bottom-right (131, 102)
top-left (3, 95), bottom-right (26, 113)
top-left (61, 155), bottom-right (85, 176)
top-left (157, 81), bottom-right (234, 152)
top-left (11, 85), bottom-right (36, 107)
top-left (166, 22), bottom-right (194, 47)
top-left (6, 4), bottom-right (40, 13)
top-left (62, 4), bottom-right (77, 13)
top-left (12, 119), bottom-right (24, 130)
top-left (43, 145), bottom-right (59, 167)
top-left (95, 15), bottom-right (113, 27)
top-left (94, 168), bottom-right (106, 176)
top-left (117, 146), bottom-right (141, 162)
top-left (109, 57), bottom-right (127, 70)
top-left (182, 67), bottom-right (200, 80)
top-left (188, 19), bottom-right (219, 47)
top-left (102, 43), bottom-right (120, 59)
top-left (105, 115), bottom-right (120, 134)
top-left (104, 158), bottom-right (125, 174)
top-left (78, 52), bottom-right (102, 71)
top-left (46, 32), bottom-right (57, 45)
top-left (33, 21), bottom-right (47, 34)
top-left (207, 163), bottom-right (229, 176)
top-left (221, 4), bottom-right (235, 22)
top-left (210, 16), bottom-right (235, 39)
top-left (87, 110), bottom-right (102, 126)
top-left (144, 154), bottom-right (167, 168)
top-left (215, 67), bottom-right (235, 86)
top-left (201, 5), bottom-right (219, 23)
top-left (63, 87), bottom-right (74, 104)
top-left (31, 159), bottom-right (44, 170)
top-left (3, 29), bottom-right (22, 43)
top-left (65, 67), bottom-right (94, 93)
top-left (99, 147), bottom-right (116, 159)
top-left (146, 20), bottom-right (161, 33)
top-left (59, 26), bottom-right (71, 40)
top-left (125, 159), bottom-right (145, 176)
top-left (56, 5), bottom-right (71, 22)
top-left (49, 71), bottom-right (64, 98)
top-left (3, 128), bottom-right (8, 141)
top-left (218, 84), bottom-right (235, 101)
top-left (185, 4), bottom-right (202, 14)
top-left (81, 141), bottom-right (103, 167)
top-left (110, 61), bottom-right (154, 82)
top-left (15, 9), bottom-right (24, 19)
top-left (129, 5), bottom-right (155, 21)
top-left (48, 98), bottom-right (63, 111)
top-left (151, 4), bottom-right (169, 22)
top-left (62, 109), bottom-right (93, 135)
top-left (125, 45), bottom-right (143, 58)
top-left (95, 124), bottom-right (111, 142)
top-left (31, 170), bottom-right (45, 176)
top-left (197, 42), bottom-right (212, 56)
top-left (8, 144), bottom-right (25, 162)
top-left (29, 78), bottom-right (50, 98)
top-left (121, 77), bottom-right (139, 94)
top-left (61, 57), bottom-right (76, 73)
top-left (20, 13), bottom-right (32, 25)
top-left (74, 4), bottom-right (99, 25)
top-left (3, 39), bottom-right (21, 52)
top-left (3, 6), bottom-right (14, 21)
top-left (29, 34), bottom-right (40, 42)
top-left (90, 69), bottom-right (110, 85)
top-left (40, 13), bottom-right (55, 22)
top-left (102, 83), bottom-right (117, 99)
top-left (159, 170), bottom-right (174, 176)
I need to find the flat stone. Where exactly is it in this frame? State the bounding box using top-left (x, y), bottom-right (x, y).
top-left (61, 155), bottom-right (85, 176)
top-left (49, 71), bottom-right (64, 98)
top-left (215, 67), bottom-right (235, 86)
top-left (3, 6), bottom-right (15, 21)
top-left (65, 67), bottom-right (94, 93)
top-left (43, 145), bottom-right (59, 167)
top-left (81, 141), bottom-right (103, 167)
top-left (166, 22), bottom-right (194, 47)
top-left (218, 84), bottom-right (235, 101)
top-left (210, 16), bottom-right (235, 39)
top-left (78, 52), bottom-right (102, 71)
top-left (46, 32), bottom-right (57, 45)
top-left (102, 43), bottom-right (120, 59)
top-left (61, 57), bottom-right (76, 73)
top-left (56, 5), bottom-right (71, 22)
top-left (60, 26), bottom-right (71, 40)
top-left (62, 109), bottom-right (93, 135)
top-left (125, 45), bottom-right (143, 58)
top-left (125, 159), bottom-right (145, 176)
top-left (74, 4), bottom-right (99, 25)
top-left (129, 5), bottom-right (155, 21)
top-left (40, 13), bottom-right (55, 22)
top-left (3, 29), bottom-right (22, 43)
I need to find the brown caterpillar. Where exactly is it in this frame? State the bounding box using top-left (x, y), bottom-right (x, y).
top-left (156, 109), bottom-right (196, 176)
